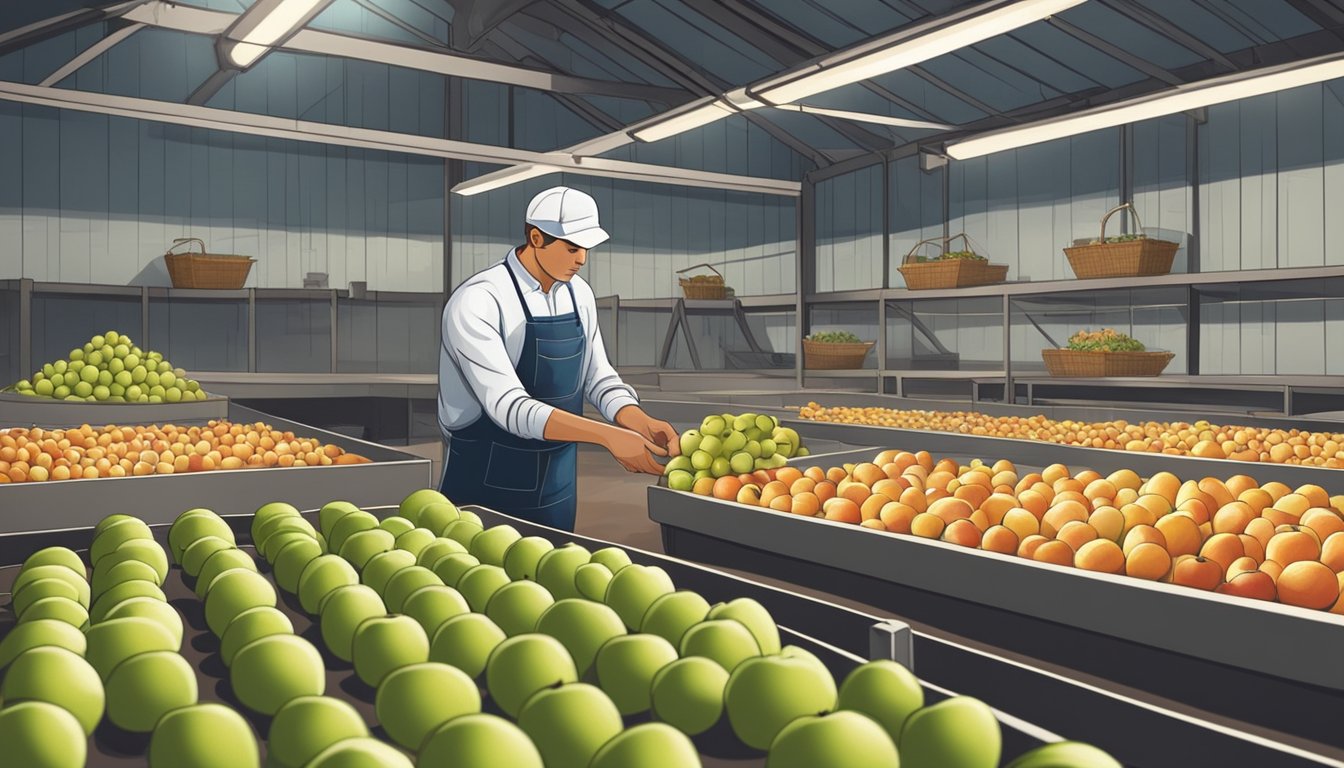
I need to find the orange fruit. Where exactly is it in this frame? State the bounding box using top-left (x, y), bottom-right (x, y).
top-left (822, 498), bottom-right (861, 524)
top-left (981, 526), bottom-right (1018, 555)
top-left (1265, 527), bottom-right (1321, 566)
top-left (1033, 540), bottom-right (1075, 567)
top-left (1002, 509), bottom-right (1040, 541)
top-left (910, 513), bottom-right (945, 539)
top-left (1017, 534), bottom-right (1048, 559)
top-left (1056, 521), bottom-right (1099, 551)
top-left (1075, 539), bottom-right (1124, 574)
top-left (942, 519), bottom-right (981, 548)
top-left (1277, 561), bottom-right (1340, 610)
top-left (1125, 542), bottom-right (1172, 581)
top-left (1155, 515), bottom-right (1202, 558)
top-left (791, 492), bottom-right (820, 516)
top-left (878, 502), bottom-right (917, 534)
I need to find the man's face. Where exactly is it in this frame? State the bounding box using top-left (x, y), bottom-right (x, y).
top-left (530, 228), bottom-right (588, 282)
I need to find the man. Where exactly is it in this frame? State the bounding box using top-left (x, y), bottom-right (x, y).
top-left (438, 186), bottom-right (679, 532)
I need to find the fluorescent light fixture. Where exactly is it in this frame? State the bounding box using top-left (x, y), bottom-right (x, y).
top-left (630, 99), bottom-right (735, 143)
top-left (453, 164), bottom-right (565, 197)
top-left (946, 54), bottom-right (1344, 160)
top-left (751, 0), bottom-right (1084, 106)
top-left (220, 0), bottom-right (334, 69)
top-left (774, 104), bottom-right (952, 131)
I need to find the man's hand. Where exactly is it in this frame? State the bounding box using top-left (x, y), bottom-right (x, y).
top-left (603, 428), bottom-right (667, 475)
top-left (616, 406), bottom-right (681, 458)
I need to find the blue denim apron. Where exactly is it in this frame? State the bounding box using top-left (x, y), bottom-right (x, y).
top-left (440, 263), bottom-right (586, 531)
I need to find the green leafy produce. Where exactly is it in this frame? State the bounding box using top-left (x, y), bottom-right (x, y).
top-left (5, 331), bottom-right (204, 402)
top-left (805, 331), bottom-right (863, 344)
top-left (1065, 329), bottom-right (1146, 353)
top-left (913, 250), bottom-right (987, 263)
top-left (1094, 233), bottom-right (1145, 244)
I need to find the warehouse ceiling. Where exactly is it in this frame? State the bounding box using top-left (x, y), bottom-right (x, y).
top-left (3, 0), bottom-right (1344, 185)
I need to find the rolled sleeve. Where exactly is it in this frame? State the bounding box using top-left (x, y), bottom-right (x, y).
top-left (581, 299), bottom-right (639, 424)
top-left (444, 287), bottom-right (554, 441)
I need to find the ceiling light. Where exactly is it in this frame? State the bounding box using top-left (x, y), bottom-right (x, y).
top-left (453, 164), bottom-right (564, 197)
top-left (220, 0), bottom-right (334, 69)
top-left (750, 0), bottom-right (1084, 105)
top-left (946, 54), bottom-right (1344, 160)
top-left (630, 99), bottom-right (735, 143)
top-left (774, 104), bottom-right (952, 131)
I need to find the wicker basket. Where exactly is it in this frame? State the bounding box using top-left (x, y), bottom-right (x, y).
top-left (164, 238), bottom-right (256, 290)
top-left (898, 234), bottom-right (1009, 290)
top-left (677, 263), bottom-right (728, 300)
top-left (1041, 348), bottom-right (1175, 377)
top-left (803, 339), bottom-right (874, 370)
top-left (1064, 204), bottom-right (1179, 279)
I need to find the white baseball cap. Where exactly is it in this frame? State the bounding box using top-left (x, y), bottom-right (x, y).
top-left (525, 186), bottom-right (610, 249)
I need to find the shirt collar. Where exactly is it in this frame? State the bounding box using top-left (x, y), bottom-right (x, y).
top-left (506, 248), bottom-right (555, 295)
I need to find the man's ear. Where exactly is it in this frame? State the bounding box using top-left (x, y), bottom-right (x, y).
top-left (528, 227), bottom-right (545, 249)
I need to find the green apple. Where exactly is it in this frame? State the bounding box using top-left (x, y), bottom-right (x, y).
top-left (255, 516), bottom-right (317, 558)
top-left (90, 580), bottom-right (165, 622)
top-left (837, 659), bottom-right (923, 742)
top-left (665, 455), bottom-right (693, 474)
top-left (319, 585), bottom-right (386, 663)
top-left (195, 550), bottom-right (258, 598)
top-left (679, 429), bottom-right (702, 456)
top-left (339, 529), bottom-right (396, 571)
top-left (767, 711), bottom-right (900, 768)
top-left (180, 536), bottom-right (235, 578)
top-left (383, 566), bottom-right (444, 613)
top-left (1, 618), bottom-right (90, 669)
top-left (298, 555), bottom-right (360, 614)
top-left (724, 654), bottom-right (838, 750)
top-left (594, 633), bottom-right (678, 715)
top-left (418, 502), bottom-right (461, 536)
top-left (485, 633), bottom-right (578, 717)
top-left (444, 520), bottom-right (485, 550)
top-left (724, 430), bottom-right (748, 453)
top-left (402, 585), bottom-right (471, 638)
top-left (640, 591), bottom-right (710, 648)
top-left (589, 722), bottom-right (700, 768)
top-left (296, 737), bottom-right (415, 767)
top-left (351, 615), bottom-right (429, 688)
top-left (0, 701), bottom-right (86, 768)
top-left (469, 524), bottom-right (522, 567)
top-left (457, 565), bottom-right (512, 613)
top-left (534, 599), bottom-right (627, 677)
top-left (21, 546), bottom-right (86, 577)
top-left (666, 470), bottom-right (694, 491)
top-left (94, 512), bottom-right (136, 537)
top-left (362, 549), bottom-right (418, 595)
top-left (575, 563), bottom-right (613, 602)
top-left (535, 543), bottom-right (591, 600)
top-left (710, 457), bottom-right (732, 477)
top-left (204, 569), bottom-right (276, 636)
top-left (89, 559), bottom-right (159, 599)
top-left (328, 511), bottom-right (379, 556)
top-left (590, 546), bottom-right (632, 574)
top-left (250, 502), bottom-right (301, 546)
top-left (899, 696), bottom-right (1001, 768)
top-left (485, 580), bottom-right (555, 636)
top-left (231, 634), bottom-right (326, 715)
top-left (376, 662), bottom-right (481, 750)
top-left (150, 703), bottom-right (260, 768)
top-left (700, 415), bottom-right (725, 435)
top-left (272, 537), bottom-right (324, 594)
top-left (605, 564), bottom-right (675, 630)
top-left (319, 501), bottom-right (362, 538)
top-left (393, 527), bottom-right (437, 558)
top-left (90, 517), bottom-right (154, 565)
top-left (419, 713), bottom-right (543, 768)
top-left (1003, 741), bottom-right (1122, 768)
top-left (262, 529), bottom-right (318, 564)
top-left (416, 538), bottom-right (468, 570)
top-left (690, 450), bottom-right (713, 471)
top-left (267, 696), bottom-right (370, 768)
top-left (517, 683), bottom-right (623, 768)
top-left (429, 613), bottom-right (506, 679)
top-left (96, 539), bottom-right (169, 585)
top-left (104, 650), bottom-right (198, 732)
top-left (16, 597), bottom-right (88, 630)
top-left (399, 488), bottom-right (451, 525)
top-left (431, 553), bottom-right (482, 588)
top-left (651, 656), bottom-right (728, 736)
top-left (699, 434), bottom-right (723, 457)
top-left (378, 516), bottom-right (415, 539)
top-left (104, 596), bottom-right (184, 648)
top-left (84, 616), bottom-right (177, 680)
top-left (13, 565), bottom-right (90, 609)
top-left (707, 597), bottom-right (780, 656)
top-left (0, 646), bottom-right (103, 735)
top-left (220, 606), bottom-right (294, 667)
top-left (459, 509), bottom-right (483, 526)
top-left (11, 579), bottom-right (82, 620)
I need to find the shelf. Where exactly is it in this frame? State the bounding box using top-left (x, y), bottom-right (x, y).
top-left (617, 292), bottom-right (796, 310)
top-left (193, 371), bottom-right (437, 399)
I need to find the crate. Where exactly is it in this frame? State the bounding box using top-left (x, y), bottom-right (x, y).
top-left (1041, 348), bottom-right (1174, 377)
top-left (164, 237), bottom-right (256, 290)
top-left (898, 234), bottom-right (1009, 290)
top-left (1064, 204), bottom-right (1179, 279)
top-left (803, 339), bottom-right (874, 370)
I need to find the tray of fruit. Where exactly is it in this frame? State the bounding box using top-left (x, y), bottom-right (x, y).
top-left (0, 492), bottom-right (1123, 768)
top-left (661, 412), bottom-right (811, 493)
top-left (898, 235), bottom-right (1010, 290)
top-left (1065, 203), bottom-right (1179, 279)
top-left (1042, 330), bottom-right (1174, 377)
top-left (802, 332), bottom-right (874, 370)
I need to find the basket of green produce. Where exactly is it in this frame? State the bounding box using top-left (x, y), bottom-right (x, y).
top-left (898, 234), bottom-right (1009, 290)
top-left (802, 331), bottom-right (874, 370)
top-left (1042, 328), bottom-right (1174, 377)
top-left (1065, 203), bottom-right (1179, 279)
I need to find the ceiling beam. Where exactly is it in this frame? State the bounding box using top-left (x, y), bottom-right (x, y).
top-left (0, 80), bottom-right (798, 196)
top-left (39, 22), bottom-right (145, 87)
top-left (1100, 0), bottom-right (1237, 70)
top-left (1046, 16), bottom-right (1185, 86)
top-left (0, 0), bottom-right (151, 57)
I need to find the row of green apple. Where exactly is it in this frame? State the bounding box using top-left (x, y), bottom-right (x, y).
top-left (665, 412), bottom-right (810, 490)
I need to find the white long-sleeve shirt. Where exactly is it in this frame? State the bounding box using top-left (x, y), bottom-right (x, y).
top-left (439, 249), bottom-right (639, 442)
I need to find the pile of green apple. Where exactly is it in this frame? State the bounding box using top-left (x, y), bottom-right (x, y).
top-left (665, 413), bottom-right (809, 491)
top-left (6, 330), bottom-right (205, 403)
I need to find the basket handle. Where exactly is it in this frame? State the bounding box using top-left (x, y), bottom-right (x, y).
top-left (676, 263), bottom-right (722, 279)
top-left (168, 238), bottom-right (206, 256)
top-left (1098, 203), bottom-right (1143, 239)
top-left (902, 236), bottom-right (948, 264)
top-left (944, 233), bottom-right (973, 253)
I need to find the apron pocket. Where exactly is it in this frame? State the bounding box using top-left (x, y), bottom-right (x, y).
top-left (532, 337), bottom-right (585, 399)
top-left (484, 443), bottom-right (542, 493)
